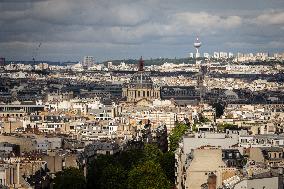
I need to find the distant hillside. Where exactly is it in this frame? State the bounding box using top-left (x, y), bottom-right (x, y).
top-left (6, 60), bottom-right (78, 66)
top-left (102, 57), bottom-right (204, 65)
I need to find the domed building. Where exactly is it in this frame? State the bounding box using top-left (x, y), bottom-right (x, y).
top-left (122, 57), bottom-right (160, 105)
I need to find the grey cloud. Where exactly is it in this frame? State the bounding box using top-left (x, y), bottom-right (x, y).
top-left (253, 11), bottom-right (284, 25)
top-left (31, 0), bottom-right (153, 26)
top-left (0, 0), bottom-right (283, 61)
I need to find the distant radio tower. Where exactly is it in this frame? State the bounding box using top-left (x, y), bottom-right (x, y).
top-left (193, 37), bottom-right (206, 103)
top-left (193, 37), bottom-right (202, 58)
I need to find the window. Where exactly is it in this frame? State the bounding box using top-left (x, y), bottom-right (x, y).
top-left (236, 153), bottom-right (240, 158)
top-left (228, 153), bottom-right (233, 158)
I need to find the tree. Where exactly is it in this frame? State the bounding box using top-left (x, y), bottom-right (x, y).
top-left (100, 164), bottom-right (127, 189)
top-left (86, 144), bottom-right (175, 189)
top-left (144, 144), bottom-right (162, 162)
top-left (217, 123), bottom-right (238, 131)
top-left (191, 123), bottom-right (198, 132)
top-left (127, 160), bottom-right (171, 189)
top-left (87, 155), bottom-right (115, 188)
top-left (159, 151), bottom-right (175, 184)
top-left (199, 114), bottom-right (211, 123)
top-left (116, 149), bottom-right (145, 171)
top-left (169, 123), bottom-right (188, 151)
top-left (212, 102), bottom-right (225, 118)
top-left (53, 167), bottom-right (86, 189)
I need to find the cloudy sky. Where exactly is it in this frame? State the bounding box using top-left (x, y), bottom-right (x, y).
top-left (1, 0), bottom-right (284, 61)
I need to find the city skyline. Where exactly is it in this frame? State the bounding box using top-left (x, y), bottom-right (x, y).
top-left (0, 0), bottom-right (284, 61)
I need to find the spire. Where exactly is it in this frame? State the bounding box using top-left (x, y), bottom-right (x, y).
top-left (138, 56), bottom-right (144, 71)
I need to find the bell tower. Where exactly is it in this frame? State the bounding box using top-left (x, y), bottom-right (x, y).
top-left (138, 56), bottom-right (144, 72)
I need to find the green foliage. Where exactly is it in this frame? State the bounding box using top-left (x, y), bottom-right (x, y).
top-left (241, 158), bottom-right (248, 167)
top-left (144, 144), bottom-right (163, 162)
top-left (191, 114), bottom-right (211, 132)
top-left (199, 115), bottom-right (211, 123)
top-left (116, 149), bottom-right (145, 170)
top-left (87, 155), bottom-right (115, 188)
top-left (217, 123), bottom-right (238, 131)
top-left (127, 160), bottom-right (171, 189)
top-left (54, 167), bottom-right (86, 189)
top-left (87, 144), bottom-right (175, 189)
top-left (159, 151), bottom-right (175, 184)
top-left (192, 123), bottom-right (198, 132)
top-left (100, 164), bottom-right (127, 189)
top-left (169, 123), bottom-right (188, 152)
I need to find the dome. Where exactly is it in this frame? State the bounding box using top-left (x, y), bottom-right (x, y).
top-left (128, 72), bottom-right (153, 89)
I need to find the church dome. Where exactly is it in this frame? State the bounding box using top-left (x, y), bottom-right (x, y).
top-left (129, 72), bottom-right (153, 89)
top-left (122, 57), bottom-right (161, 103)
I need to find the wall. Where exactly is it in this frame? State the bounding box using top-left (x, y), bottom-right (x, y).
top-left (186, 148), bottom-right (227, 189)
top-left (249, 148), bottom-right (265, 163)
top-left (0, 136), bottom-right (35, 152)
top-left (233, 177), bottom-right (279, 189)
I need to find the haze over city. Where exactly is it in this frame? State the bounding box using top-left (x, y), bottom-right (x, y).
top-left (1, 0), bottom-right (284, 61)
